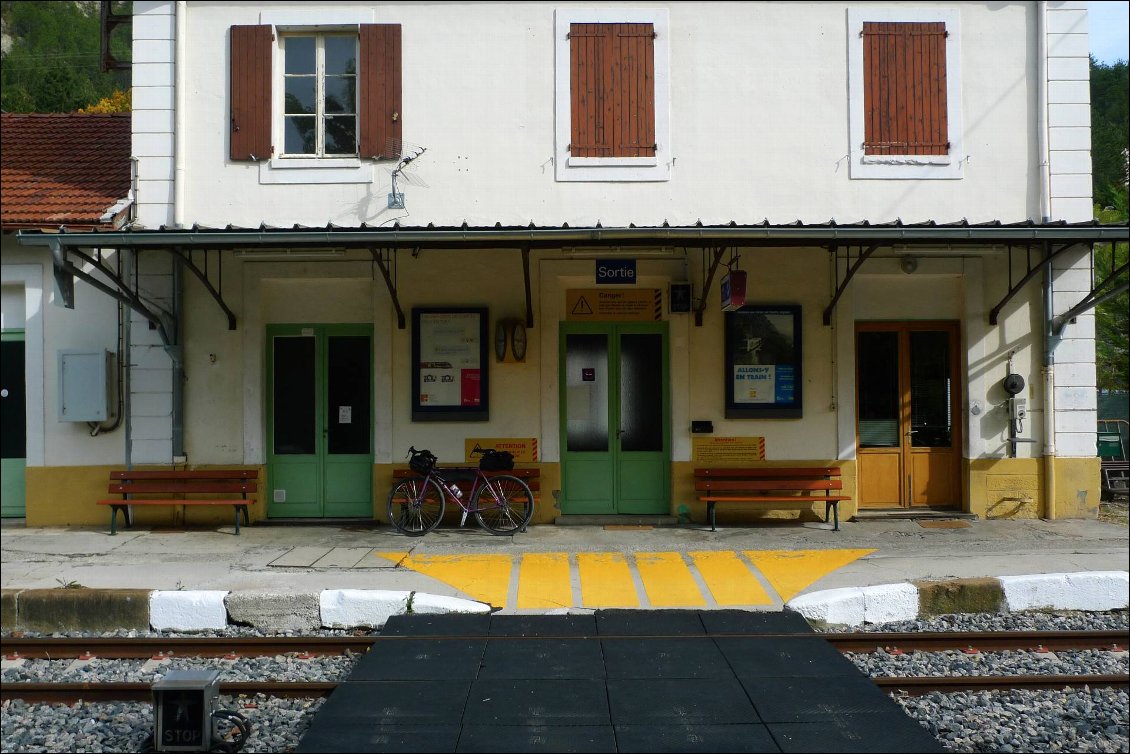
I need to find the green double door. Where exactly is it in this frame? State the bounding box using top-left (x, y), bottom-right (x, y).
top-left (1, 331), bottom-right (26, 518)
top-left (560, 322), bottom-right (670, 515)
top-left (267, 324), bottom-right (373, 518)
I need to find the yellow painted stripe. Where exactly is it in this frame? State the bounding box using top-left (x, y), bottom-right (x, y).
top-left (578, 552), bottom-right (638, 607)
top-left (745, 549), bottom-right (876, 602)
top-left (689, 551), bottom-right (773, 606)
top-left (374, 553), bottom-right (514, 607)
top-left (517, 553), bottom-right (573, 610)
top-left (636, 551), bottom-right (706, 607)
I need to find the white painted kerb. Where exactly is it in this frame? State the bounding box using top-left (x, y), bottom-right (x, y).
top-left (999, 571), bottom-right (1130, 612)
top-left (150, 590), bottom-right (229, 631)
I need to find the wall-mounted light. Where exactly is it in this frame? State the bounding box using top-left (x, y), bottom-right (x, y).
top-left (899, 256), bottom-right (919, 274)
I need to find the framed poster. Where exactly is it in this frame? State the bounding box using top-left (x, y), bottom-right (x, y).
top-left (412, 307), bottom-right (489, 421)
top-left (725, 304), bottom-right (802, 418)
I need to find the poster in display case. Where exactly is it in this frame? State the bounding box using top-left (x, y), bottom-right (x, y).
top-left (724, 304), bottom-right (803, 419)
top-left (412, 307), bottom-right (489, 421)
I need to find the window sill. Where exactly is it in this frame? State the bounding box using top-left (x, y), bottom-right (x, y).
top-left (861, 154), bottom-right (952, 166)
top-left (259, 158), bottom-right (373, 185)
top-left (567, 156), bottom-right (659, 167)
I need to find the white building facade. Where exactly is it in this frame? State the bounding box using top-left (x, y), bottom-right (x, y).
top-left (8, 1), bottom-right (1124, 527)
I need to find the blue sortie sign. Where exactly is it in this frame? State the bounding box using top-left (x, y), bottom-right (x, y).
top-left (595, 259), bottom-right (636, 284)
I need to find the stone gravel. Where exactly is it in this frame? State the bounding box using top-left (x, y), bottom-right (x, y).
top-left (2, 611), bottom-right (1127, 753)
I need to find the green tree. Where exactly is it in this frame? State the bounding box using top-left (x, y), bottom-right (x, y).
top-left (1090, 57), bottom-right (1129, 210)
top-left (1095, 188), bottom-right (1129, 392)
top-left (0, 1), bottom-right (130, 113)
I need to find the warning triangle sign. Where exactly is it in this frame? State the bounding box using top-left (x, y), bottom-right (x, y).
top-left (743, 549), bottom-right (875, 602)
top-left (571, 296), bottom-right (593, 315)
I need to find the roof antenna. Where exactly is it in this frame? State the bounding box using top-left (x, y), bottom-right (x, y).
top-left (388, 144), bottom-right (428, 210)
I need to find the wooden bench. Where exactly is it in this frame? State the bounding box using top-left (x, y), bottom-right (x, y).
top-left (694, 467), bottom-right (848, 531)
top-left (97, 470), bottom-right (258, 535)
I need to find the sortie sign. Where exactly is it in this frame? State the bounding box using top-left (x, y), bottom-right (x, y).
top-left (595, 259), bottom-right (636, 284)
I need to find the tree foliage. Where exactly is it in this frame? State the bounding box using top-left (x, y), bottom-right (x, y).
top-left (0, 1), bottom-right (130, 113)
top-left (78, 88), bottom-right (131, 113)
top-left (1091, 58), bottom-right (1129, 211)
top-left (1095, 188), bottom-right (1129, 392)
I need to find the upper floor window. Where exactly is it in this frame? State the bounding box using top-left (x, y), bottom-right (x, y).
top-left (847, 8), bottom-right (963, 180)
top-left (555, 8), bottom-right (670, 182)
top-left (230, 21), bottom-right (400, 183)
top-left (282, 34), bottom-right (358, 157)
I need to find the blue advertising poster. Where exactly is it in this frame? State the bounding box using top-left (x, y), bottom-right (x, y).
top-left (725, 305), bottom-right (802, 418)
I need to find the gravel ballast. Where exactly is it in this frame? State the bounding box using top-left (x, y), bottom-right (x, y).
top-left (2, 610), bottom-right (1127, 753)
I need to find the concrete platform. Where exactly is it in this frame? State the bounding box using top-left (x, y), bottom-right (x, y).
top-left (1, 517), bottom-right (1127, 631)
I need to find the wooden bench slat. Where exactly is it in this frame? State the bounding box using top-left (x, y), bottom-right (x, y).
top-left (696, 480), bottom-right (842, 491)
top-left (700, 496), bottom-right (850, 502)
top-left (99, 499), bottom-right (253, 506)
top-left (110, 470), bottom-right (258, 480)
top-left (110, 482), bottom-right (257, 494)
top-left (695, 467), bottom-right (839, 477)
top-left (392, 467), bottom-right (540, 479)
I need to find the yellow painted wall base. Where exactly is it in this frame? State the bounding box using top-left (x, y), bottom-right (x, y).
top-left (968, 456), bottom-right (1100, 520)
top-left (22, 456), bottom-right (1099, 527)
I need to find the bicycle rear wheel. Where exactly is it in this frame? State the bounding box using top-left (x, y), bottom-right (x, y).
top-left (387, 477), bottom-right (445, 536)
top-left (473, 475), bottom-right (534, 535)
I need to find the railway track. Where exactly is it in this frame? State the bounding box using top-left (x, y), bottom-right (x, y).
top-left (6, 674), bottom-right (1127, 704)
top-left (3, 629), bottom-right (1126, 659)
top-left (3, 630), bottom-right (1125, 704)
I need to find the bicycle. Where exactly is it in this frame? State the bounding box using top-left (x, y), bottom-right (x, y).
top-left (387, 447), bottom-right (535, 536)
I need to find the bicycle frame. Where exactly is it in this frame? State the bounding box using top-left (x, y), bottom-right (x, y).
top-left (425, 467), bottom-right (511, 527)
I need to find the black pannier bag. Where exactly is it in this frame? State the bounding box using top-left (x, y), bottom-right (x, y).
top-left (478, 449), bottom-right (515, 471)
top-left (409, 448), bottom-right (438, 475)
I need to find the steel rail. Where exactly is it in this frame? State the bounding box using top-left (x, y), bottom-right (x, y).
top-left (874, 674), bottom-right (1130, 696)
top-left (5, 675), bottom-right (1128, 704)
top-left (2, 631), bottom-right (1126, 659)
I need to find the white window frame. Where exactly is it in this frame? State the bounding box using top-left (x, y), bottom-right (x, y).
top-left (280, 33), bottom-right (359, 160)
top-left (847, 7), bottom-right (963, 180)
top-left (258, 8), bottom-right (374, 185)
top-left (554, 8), bottom-right (671, 182)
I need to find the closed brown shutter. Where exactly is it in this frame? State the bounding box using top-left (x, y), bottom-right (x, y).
top-left (862, 22), bottom-right (948, 156)
top-left (359, 24), bottom-right (402, 160)
top-left (569, 23), bottom-right (656, 158)
top-left (230, 25), bottom-right (273, 161)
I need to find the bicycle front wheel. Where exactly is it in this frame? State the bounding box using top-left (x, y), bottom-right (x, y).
top-left (473, 475), bottom-right (534, 535)
top-left (387, 477), bottom-right (445, 536)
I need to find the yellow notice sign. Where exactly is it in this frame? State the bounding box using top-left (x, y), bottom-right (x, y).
top-left (566, 289), bottom-right (662, 321)
top-left (465, 438), bottom-right (539, 463)
top-left (692, 436), bottom-right (766, 463)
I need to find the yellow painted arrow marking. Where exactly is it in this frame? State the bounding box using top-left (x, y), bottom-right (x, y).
top-left (375, 549), bottom-right (874, 609)
top-left (373, 552), bottom-right (513, 607)
top-left (744, 549), bottom-right (875, 602)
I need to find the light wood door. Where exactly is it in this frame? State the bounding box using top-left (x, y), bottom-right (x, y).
top-left (856, 322), bottom-right (961, 510)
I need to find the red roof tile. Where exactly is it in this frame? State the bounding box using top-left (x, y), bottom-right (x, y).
top-left (1, 113), bottom-right (132, 230)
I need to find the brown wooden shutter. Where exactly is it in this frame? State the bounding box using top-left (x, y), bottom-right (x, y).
top-left (862, 22), bottom-right (948, 156)
top-left (360, 24), bottom-right (402, 160)
top-left (569, 23), bottom-right (655, 158)
top-left (230, 25), bottom-right (273, 161)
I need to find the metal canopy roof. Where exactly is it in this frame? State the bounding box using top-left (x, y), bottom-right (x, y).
top-left (16, 218), bottom-right (1130, 251)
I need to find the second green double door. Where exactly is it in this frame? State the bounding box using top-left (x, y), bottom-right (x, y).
top-left (267, 324), bottom-right (373, 518)
top-left (560, 322), bottom-right (670, 515)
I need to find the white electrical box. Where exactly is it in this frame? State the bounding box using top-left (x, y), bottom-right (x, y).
top-left (58, 350), bottom-right (112, 422)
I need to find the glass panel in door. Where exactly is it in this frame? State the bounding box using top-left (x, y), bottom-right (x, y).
top-left (562, 332), bottom-right (614, 512)
top-left (1, 335), bottom-right (27, 517)
top-left (908, 329), bottom-right (958, 506)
